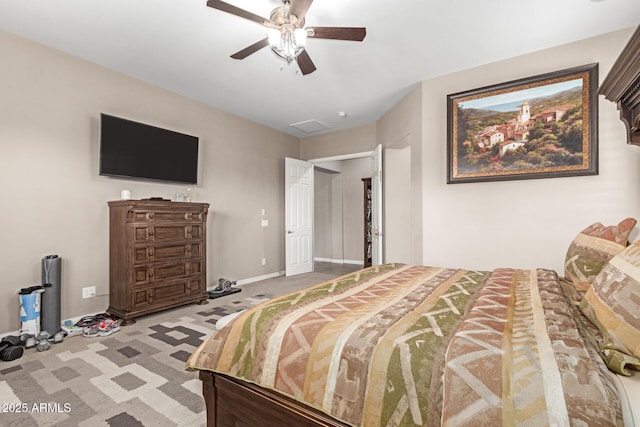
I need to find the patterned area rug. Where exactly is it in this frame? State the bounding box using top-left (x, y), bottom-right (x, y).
top-left (0, 288), bottom-right (280, 426)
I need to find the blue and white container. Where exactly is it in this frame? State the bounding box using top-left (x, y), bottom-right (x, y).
top-left (19, 286), bottom-right (44, 335)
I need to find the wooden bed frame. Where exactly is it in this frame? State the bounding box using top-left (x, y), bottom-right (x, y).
top-left (196, 25), bottom-right (640, 427)
top-left (199, 371), bottom-right (348, 427)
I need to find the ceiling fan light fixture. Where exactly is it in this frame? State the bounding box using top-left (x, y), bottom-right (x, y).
top-left (206, 0), bottom-right (366, 75)
top-left (267, 26), bottom-right (307, 64)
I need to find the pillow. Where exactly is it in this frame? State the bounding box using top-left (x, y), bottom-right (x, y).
top-left (564, 218), bottom-right (636, 292)
top-left (580, 241), bottom-right (640, 366)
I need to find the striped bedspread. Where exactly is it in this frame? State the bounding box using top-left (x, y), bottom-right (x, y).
top-left (186, 264), bottom-right (623, 426)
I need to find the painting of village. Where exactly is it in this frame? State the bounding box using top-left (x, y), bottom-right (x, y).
top-left (447, 65), bottom-right (597, 183)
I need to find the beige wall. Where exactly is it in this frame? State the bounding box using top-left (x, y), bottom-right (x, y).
top-left (300, 124), bottom-right (377, 159)
top-left (0, 30), bottom-right (298, 333)
top-left (419, 27), bottom-right (640, 272)
top-left (377, 86), bottom-right (423, 264)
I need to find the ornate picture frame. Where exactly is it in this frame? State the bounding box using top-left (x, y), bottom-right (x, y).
top-left (447, 63), bottom-right (598, 183)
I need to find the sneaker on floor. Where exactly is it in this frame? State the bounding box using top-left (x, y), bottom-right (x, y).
top-left (82, 319), bottom-right (121, 338)
top-left (82, 324), bottom-right (99, 338)
top-left (99, 319), bottom-right (120, 336)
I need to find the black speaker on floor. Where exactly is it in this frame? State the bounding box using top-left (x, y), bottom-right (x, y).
top-left (41, 255), bottom-right (62, 335)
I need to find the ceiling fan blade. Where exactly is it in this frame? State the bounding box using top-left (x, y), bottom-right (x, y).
top-left (297, 50), bottom-right (317, 75)
top-left (307, 27), bottom-right (366, 41)
top-left (288, 0), bottom-right (314, 23)
top-left (206, 0), bottom-right (267, 25)
top-left (230, 38), bottom-right (269, 59)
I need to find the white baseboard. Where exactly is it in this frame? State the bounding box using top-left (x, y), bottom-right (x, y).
top-left (314, 257), bottom-right (364, 266)
top-left (0, 330), bottom-right (19, 339)
top-left (232, 271), bottom-right (285, 287)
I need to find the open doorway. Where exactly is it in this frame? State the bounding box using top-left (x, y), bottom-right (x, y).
top-left (313, 157), bottom-right (371, 266)
top-left (285, 146), bottom-right (383, 276)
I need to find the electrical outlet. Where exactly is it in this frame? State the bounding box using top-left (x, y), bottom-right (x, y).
top-left (261, 258), bottom-right (266, 266)
top-left (82, 286), bottom-right (96, 299)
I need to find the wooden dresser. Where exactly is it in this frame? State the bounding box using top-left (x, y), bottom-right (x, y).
top-left (107, 199), bottom-right (209, 324)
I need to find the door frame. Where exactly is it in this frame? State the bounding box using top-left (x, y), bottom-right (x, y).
top-left (309, 145), bottom-right (383, 265)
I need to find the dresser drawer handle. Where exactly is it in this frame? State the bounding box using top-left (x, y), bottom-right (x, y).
top-left (184, 213), bottom-right (193, 220)
top-left (146, 212), bottom-right (155, 220)
top-left (148, 249), bottom-right (154, 257)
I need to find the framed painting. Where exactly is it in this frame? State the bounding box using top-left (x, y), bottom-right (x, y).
top-left (447, 63), bottom-right (598, 183)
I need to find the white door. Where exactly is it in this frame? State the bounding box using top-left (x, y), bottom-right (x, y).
top-left (371, 144), bottom-right (384, 264)
top-left (285, 158), bottom-right (314, 276)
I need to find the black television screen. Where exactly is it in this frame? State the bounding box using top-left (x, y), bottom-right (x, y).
top-left (99, 113), bottom-right (199, 185)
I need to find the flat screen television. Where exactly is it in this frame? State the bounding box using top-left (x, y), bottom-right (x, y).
top-left (99, 113), bottom-right (199, 185)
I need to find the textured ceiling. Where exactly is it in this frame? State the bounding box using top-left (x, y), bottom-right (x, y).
top-left (0, 0), bottom-right (638, 137)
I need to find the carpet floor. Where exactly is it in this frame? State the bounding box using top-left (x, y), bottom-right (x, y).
top-left (0, 263), bottom-right (360, 427)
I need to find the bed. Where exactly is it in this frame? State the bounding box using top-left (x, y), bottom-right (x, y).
top-left (187, 242), bottom-right (640, 426)
top-left (187, 26), bottom-right (640, 427)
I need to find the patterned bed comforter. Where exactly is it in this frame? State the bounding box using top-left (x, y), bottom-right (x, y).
top-left (186, 264), bottom-right (623, 426)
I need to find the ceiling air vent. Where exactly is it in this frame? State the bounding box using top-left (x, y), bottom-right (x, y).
top-left (289, 119), bottom-right (331, 133)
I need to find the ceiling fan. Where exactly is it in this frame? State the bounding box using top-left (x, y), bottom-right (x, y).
top-left (206, 0), bottom-right (367, 75)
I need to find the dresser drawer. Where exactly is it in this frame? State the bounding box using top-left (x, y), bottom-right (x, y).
top-left (131, 278), bottom-right (204, 309)
top-left (131, 242), bottom-right (203, 265)
top-left (131, 260), bottom-right (202, 286)
top-left (128, 209), bottom-right (205, 223)
top-left (132, 224), bottom-right (203, 242)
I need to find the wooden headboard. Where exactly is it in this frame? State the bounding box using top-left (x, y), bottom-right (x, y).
top-left (599, 25), bottom-right (640, 146)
